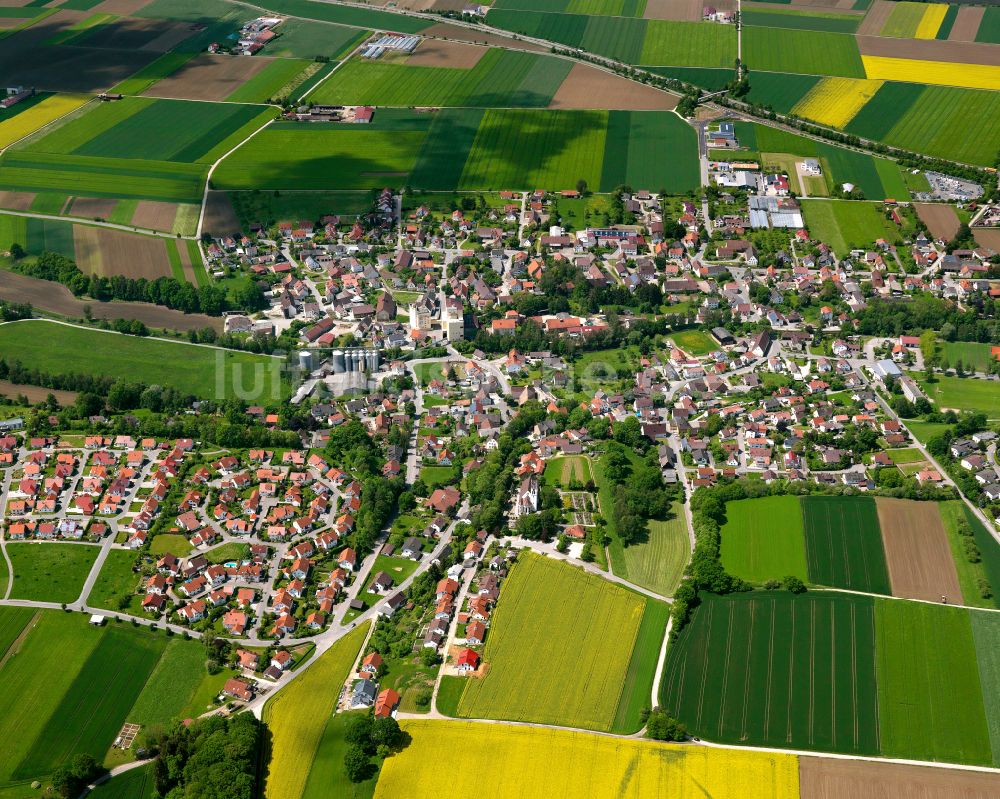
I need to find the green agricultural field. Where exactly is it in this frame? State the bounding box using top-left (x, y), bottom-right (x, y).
top-left (263, 17), bottom-right (367, 60)
top-left (89, 763), bottom-right (157, 799)
top-left (918, 374), bottom-right (1000, 418)
top-left (0, 321), bottom-right (286, 401)
top-left (743, 27), bottom-right (865, 77)
top-left (0, 612), bottom-right (105, 783)
top-left (14, 624), bottom-right (165, 778)
top-left (741, 8), bottom-right (860, 33)
top-left (213, 120), bottom-right (428, 191)
top-left (670, 328), bottom-right (717, 355)
top-left (247, 0), bottom-right (430, 33)
top-left (86, 549), bottom-right (141, 612)
top-left (455, 552), bottom-right (650, 732)
top-left (309, 49), bottom-right (572, 109)
top-left (111, 52), bottom-right (196, 94)
top-left (612, 597), bottom-right (670, 733)
top-left (598, 110), bottom-right (700, 192)
top-left (0, 607), bottom-right (35, 658)
top-left (875, 600), bottom-right (991, 765)
top-left (744, 71), bottom-right (820, 113)
top-left (845, 81), bottom-right (925, 141)
top-left (801, 200), bottom-right (903, 253)
top-left (226, 58), bottom-right (314, 103)
top-left (720, 495), bottom-right (808, 583)
top-left (941, 341), bottom-right (998, 373)
top-left (7, 542), bottom-right (99, 604)
top-left (615, 506), bottom-right (691, 597)
top-left (645, 66), bottom-right (734, 91)
top-left (884, 86), bottom-right (1000, 167)
top-left (125, 637), bottom-right (213, 728)
top-left (24, 217), bottom-right (75, 258)
top-left (939, 501), bottom-right (999, 610)
top-left (814, 143), bottom-right (908, 200)
top-left (801, 495), bottom-right (890, 594)
top-left (228, 189), bottom-right (375, 229)
top-left (638, 19), bottom-right (736, 67)
top-left (978, 6), bottom-right (1000, 43)
top-left (970, 610), bottom-right (1000, 764)
top-left (880, 1), bottom-right (928, 37)
top-left (661, 591), bottom-right (880, 754)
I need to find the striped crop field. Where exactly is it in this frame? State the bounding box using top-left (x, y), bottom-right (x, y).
top-left (453, 552), bottom-right (652, 732)
top-left (862, 55), bottom-right (1000, 91)
top-left (791, 77), bottom-right (883, 127)
top-left (880, 1), bottom-right (948, 38)
top-left (743, 27), bottom-right (865, 77)
top-left (0, 94), bottom-right (92, 150)
top-left (915, 3), bottom-right (949, 37)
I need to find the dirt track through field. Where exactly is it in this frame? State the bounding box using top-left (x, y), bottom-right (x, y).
top-left (857, 0), bottom-right (893, 35)
top-left (0, 270), bottom-right (222, 331)
top-left (799, 756), bottom-right (1000, 798)
top-left (876, 497), bottom-right (962, 603)
top-left (406, 38), bottom-right (486, 69)
top-left (857, 35), bottom-right (1000, 66)
top-left (915, 203), bottom-right (960, 242)
top-left (131, 201), bottom-right (178, 233)
top-left (949, 6), bottom-right (985, 41)
top-left (143, 53), bottom-right (274, 101)
top-left (550, 63), bottom-right (678, 110)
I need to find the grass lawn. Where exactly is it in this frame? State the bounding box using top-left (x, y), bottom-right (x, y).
top-left (0, 321), bottom-right (285, 401)
top-left (613, 505), bottom-right (690, 597)
top-left (917, 374), bottom-right (1000, 419)
top-left (887, 448), bottom-right (924, 464)
top-left (204, 542), bottom-right (250, 564)
top-left (661, 591), bottom-right (879, 754)
top-left (801, 495), bottom-right (890, 594)
top-left (670, 328), bottom-right (717, 356)
top-left (262, 623), bottom-right (370, 799)
top-left (86, 549), bottom-right (140, 612)
top-left (904, 419), bottom-right (952, 444)
top-left (148, 533), bottom-right (192, 557)
top-left (875, 599), bottom-right (991, 765)
top-left (419, 465), bottom-right (458, 488)
top-left (720, 496), bottom-right (808, 584)
top-left (7, 542), bottom-right (100, 604)
top-left (455, 552), bottom-right (647, 731)
top-left (359, 555), bottom-right (419, 597)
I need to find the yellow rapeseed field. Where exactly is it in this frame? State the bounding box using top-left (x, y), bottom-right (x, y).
top-left (262, 622), bottom-right (370, 799)
top-left (862, 56), bottom-right (1000, 91)
top-left (0, 93), bottom-right (91, 150)
top-left (792, 78), bottom-right (884, 128)
top-left (377, 720), bottom-right (801, 799)
top-left (914, 4), bottom-right (948, 38)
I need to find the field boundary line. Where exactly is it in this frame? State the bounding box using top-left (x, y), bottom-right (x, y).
top-left (197, 114), bottom-right (277, 239)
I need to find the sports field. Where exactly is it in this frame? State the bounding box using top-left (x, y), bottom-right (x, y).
top-left (743, 27), bottom-right (865, 77)
top-left (661, 591), bottom-right (880, 754)
top-left (720, 495), bottom-right (808, 584)
top-left (375, 720), bottom-right (801, 798)
top-left (454, 552), bottom-right (651, 732)
top-left (801, 496), bottom-right (890, 594)
top-left (7, 542), bottom-right (99, 604)
top-left (917, 373), bottom-right (1000, 418)
top-left (308, 49), bottom-right (572, 108)
top-left (0, 320), bottom-right (286, 401)
top-left (216, 109), bottom-right (699, 193)
top-left (263, 623), bottom-right (370, 799)
top-left (875, 600), bottom-right (992, 765)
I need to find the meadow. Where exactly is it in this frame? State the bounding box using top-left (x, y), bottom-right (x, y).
top-left (661, 591), bottom-right (880, 754)
top-left (455, 552), bottom-right (649, 731)
top-left (0, 321), bottom-right (285, 401)
top-left (262, 623), bottom-right (370, 799)
top-left (374, 720), bottom-right (801, 798)
top-left (970, 611), bottom-right (1000, 764)
top-left (875, 600), bottom-right (992, 765)
top-left (939, 501), bottom-right (1000, 610)
top-left (670, 328), bottom-right (717, 355)
top-left (608, 510), bottom-right (691, 596)
top-left (917, 374), bottom-right (1000, 418)
top-left (743, 27), bottom-right (865, 77)
top-left (7, 542), bottom-right (99, 603)
top-left (940, 341), bottom-right (998, 373)
top-left (308, 49), bottom-right (573, 109)
top-left (720, 495), bottom-right (808, 583)
top-left (86, 550), bottom-right (140, 612)
top-left (801, 495), bottom-right (890, 594)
